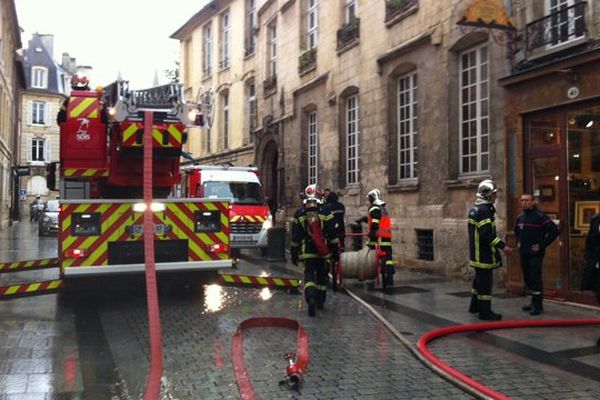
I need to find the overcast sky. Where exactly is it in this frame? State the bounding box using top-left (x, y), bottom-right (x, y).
top-left (15, 0), bottom-right (209, 89)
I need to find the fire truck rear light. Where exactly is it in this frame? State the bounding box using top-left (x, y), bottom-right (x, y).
top-left (210, 243), bottom-right (228, 253)
top-left (65, 249), bottom-right (86, 258)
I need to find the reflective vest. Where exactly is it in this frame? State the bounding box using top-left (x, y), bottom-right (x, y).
top-left (368, 204), bottom-right (392, 239)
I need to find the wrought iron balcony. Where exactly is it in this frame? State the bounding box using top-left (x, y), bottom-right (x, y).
top-left (385, 0), bottom-right (418, 23)
top-left (298, 48), bottom-right (317, 74)
top-left (526, 1), bottom-right (586, 53)
top-left (337, 18), bottom-right (360, 50)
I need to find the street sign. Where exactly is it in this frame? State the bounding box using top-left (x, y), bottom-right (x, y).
top-left (13, 166), bottom-right (30, 176)
top-left (19, 189), bottom-right (26, 201)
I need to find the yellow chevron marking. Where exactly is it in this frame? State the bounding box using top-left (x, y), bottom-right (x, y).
top-left (222, 275), bottom-right (235, 283)
top-left (215, 232), bottom-right (228, 244)
top-left (26, 283), bottom-right (41, 292)
top-left (81, 204), bottom-right (130, 266)
top-left (48, 280), bottom-right (62, 289)
top-left (256, 277), bottom-right (268, 285)
top-left (167, 125), bottom-right (182, 144)
top-left (231, 215), bottom-right (240, 222)
top-left (152, 128), bottom-right (166, 146)
top-left (240, 276), bottom-right (252, 284)
top-left (82, 169), bottom-right (97, 176)
top-left (6, 285), bottom-right (20, 295)
top-left (123, 123), bottom-right (138, 143)
top-left (273, 278), bottom-right (284, 286)
top-left (70, 98), bottom-right (95, 118)
top-left (89, 109), bottom-right (98, 118)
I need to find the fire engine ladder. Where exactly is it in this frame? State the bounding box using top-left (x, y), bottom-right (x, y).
top-left (102, 79), bottom-right (202, 125)
top-left (0, 258), bottom-right (63, 299)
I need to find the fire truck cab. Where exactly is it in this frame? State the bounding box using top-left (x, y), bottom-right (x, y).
top-left (180, 165), bottom-right (272, 254)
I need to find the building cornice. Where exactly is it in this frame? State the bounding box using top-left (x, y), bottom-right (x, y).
top-left (292, 72), bottom-right (329, 97)
top-left (376, 25), bottom-right (439, 74)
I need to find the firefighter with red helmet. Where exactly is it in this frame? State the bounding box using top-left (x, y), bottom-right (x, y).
top-left (364, 189), bottom-right (394, 288)
top-left (290, 184), bottom-right (339, 317)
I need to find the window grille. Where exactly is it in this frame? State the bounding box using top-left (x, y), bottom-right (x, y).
top-left (416, 229), bottom-right (433, 261)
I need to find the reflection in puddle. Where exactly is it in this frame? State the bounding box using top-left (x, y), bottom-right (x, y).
top-left (204, 284), bottom-right (224, 313)
top-left (259, 287), bottom-right (272, 301)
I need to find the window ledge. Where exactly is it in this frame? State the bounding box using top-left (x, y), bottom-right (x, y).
top-left (446, 177), bottom-right (485, 189)
top-left (387, 181), bottom-right (419, 192)
top-left (342, 185), bottom-right (361, 197)
top-left (336, 39), bottom-right (360, 55)
top-left (385, 3), bottom-right (418, 28)
top-left (299, 64), bottom-right (316, 77)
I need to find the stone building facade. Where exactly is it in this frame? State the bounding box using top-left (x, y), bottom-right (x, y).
top-left (500, 0), bottom-right (600, 304)
top-left (0, 0), bottom-right (23, 228)
top-left (174, 0), bottom-right (516, 283)
top-left (171, 0), bottom-right (258, 173)
top-left (19, 34), bottom-right (74, 217)
top-left (253, 0), bottom-right (510, 282)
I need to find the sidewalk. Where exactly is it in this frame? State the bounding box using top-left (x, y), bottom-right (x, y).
top-left (241, 249), bottom-right (600, 399)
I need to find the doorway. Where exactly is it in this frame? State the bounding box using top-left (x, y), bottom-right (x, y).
top-left (524, 103), bottom-right (600, 303)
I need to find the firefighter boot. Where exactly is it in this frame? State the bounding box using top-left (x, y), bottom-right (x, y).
top-left (305, 287), bottom-right (317, 317)
top-left (478, 300), bottom-right (502, 321)
top-left (529, 294), bottom-right (543, 316)
top-left (316, 289), bottom-right (326, 310)
top-left (468, 294), bottom-right (479, 314)
top-left (522, 299), bottom-right (533, 312)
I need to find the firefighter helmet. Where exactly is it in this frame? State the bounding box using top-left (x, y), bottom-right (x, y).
top-left (476, 179), bottom-right (498, 201)
top-left (304, 184), bottom-right (323, 205)
top-left (71, 75), bottom-right (89, 90)
top-left (367, 188), bottom-right (385, 206)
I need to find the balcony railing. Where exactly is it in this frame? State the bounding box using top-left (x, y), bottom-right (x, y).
top-left (337, 18), bottom-right (360, 50)
top-left (298, 48), bottom-right (317, 74)
top-left (526, 1), bottom-right (586, 53)
top-left (385, 0), bottom-right (418, 22)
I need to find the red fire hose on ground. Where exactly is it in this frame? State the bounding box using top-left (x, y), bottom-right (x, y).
top-left (232, 317), bottom-right (309, 400)
top-left (417, 318), bottom-right (600, 400)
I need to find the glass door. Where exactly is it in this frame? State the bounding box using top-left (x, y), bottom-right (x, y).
top-left (526, 114), bottom-right (567, 298)
top-left (566, 105), bottom-right (600, 294)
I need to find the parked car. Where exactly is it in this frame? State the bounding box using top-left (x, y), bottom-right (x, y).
top-left (39, 200), bottom-right (60, 236)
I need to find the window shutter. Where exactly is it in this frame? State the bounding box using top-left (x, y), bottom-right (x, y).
top-left (27, 138), bottom-right (32, 162)
top-left (45, 103), bottom-right (52, 126)
top-left (27, 101), bottom-right (32, 125)
top-left (45, 140), bottom-right (51, 162)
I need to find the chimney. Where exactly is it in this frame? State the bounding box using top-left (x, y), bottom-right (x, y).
top-left (39, 34), bottom-right (54, 58)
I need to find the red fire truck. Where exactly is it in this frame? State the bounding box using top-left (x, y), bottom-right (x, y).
top-left (54, 79), bottom-right (233, 284)
top-left (179, 165), bottom-right (272, 256)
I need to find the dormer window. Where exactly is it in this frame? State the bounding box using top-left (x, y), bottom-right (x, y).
top-left (31, 66), bottom-right (48, 89)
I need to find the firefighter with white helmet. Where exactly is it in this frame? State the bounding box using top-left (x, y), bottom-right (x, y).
top-left (290, 184), bottom-right (339, 316)
top-left (468, 179), bottom-right (513, 320)
top-left (363, 188), bottom-right (395, 289)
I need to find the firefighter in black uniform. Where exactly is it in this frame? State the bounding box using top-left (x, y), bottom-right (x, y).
top-left (365, 189), bottom-right (394, 288)
top-left (322, 190), bottom-right (345, 251)
top-left (468, 179), bottom-right (513, 320)
top-left (290, 184), bottom-right (339, 317)
top-left (514, 193), bottom-right (559, 315)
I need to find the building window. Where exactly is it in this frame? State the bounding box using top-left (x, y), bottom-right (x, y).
top-left (245, 0), bottom-right (257, 56)
top-left (345, 0), bottom-right (358, 22)
top-left (416, 229), bottom-right (434, 261)
top-left (220, 11), bottom-right (230, 69)
top-left (548, 0), bottom-right (584, 47)
top-left (246, 82), bottom-right (257, 143)
top-left (268, 22), bottom-right (277, 77)
top-left (397, 72), bottom-right (418, 180)
top-left (203, 23), bottom-right (212, 77)
top-left (459, 44), bottom-right (489, 175)
top-left (31, 67), bottom-right (48, 89)
top-left (30, 138), bottom-right (47, 162)
top-left (222, 92), bottom-right (229, 149)
top-left (308, 111), bottom-right (318, 185)
top-left (307, 0), bottom-right (318, 49)
top-left (346, 95), bottom-right (359, 185)
top-left (31, 101), bottom-right (46, 125)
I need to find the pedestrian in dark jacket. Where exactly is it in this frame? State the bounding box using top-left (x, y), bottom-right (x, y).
top-left (514, 193), bottom-right (559, 315)
top-left (581, 213), bottom-right (600, 347)
top-left (468, 179), bottom-right (513, 320)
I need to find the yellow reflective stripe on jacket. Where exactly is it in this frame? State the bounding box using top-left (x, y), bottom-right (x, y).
top-left (469, 260), bottom-right (498, 269)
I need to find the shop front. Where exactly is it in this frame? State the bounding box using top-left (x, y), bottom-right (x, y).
top-left (501, 54), bottom-right (600, 305)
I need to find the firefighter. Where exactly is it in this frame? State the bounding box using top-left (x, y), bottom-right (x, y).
top-left (514, 193), bottom-right (559, 315)
top-left (468, 179), bottom-right (513, 320)
top-left (322, 190), bottom-right (346, 251)
top-left (365, 188), bottom-right (394, 288)
top-left (290, 184), bottom-right (339, 317)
